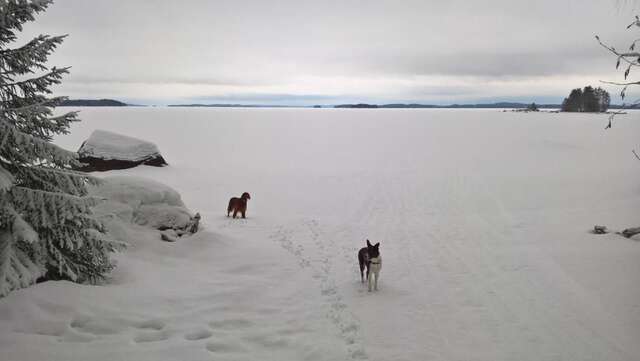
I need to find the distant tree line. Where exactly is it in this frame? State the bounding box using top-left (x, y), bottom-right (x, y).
top-left (561, 86), bottom-right (610, 112)
top-left (59, 99), bottom-right (127, 107)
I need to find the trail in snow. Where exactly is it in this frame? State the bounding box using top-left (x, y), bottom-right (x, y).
top-left (270, 219), bottom-right (368, 359)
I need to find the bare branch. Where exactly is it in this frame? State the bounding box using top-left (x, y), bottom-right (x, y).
top-left (600, 80), bottom-right (640, 86)
top-left (596, 36), bottom-right (640, 67)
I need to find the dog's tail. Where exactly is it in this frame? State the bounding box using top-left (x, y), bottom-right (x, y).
top-left (227, 199), bottom-right (233, 214)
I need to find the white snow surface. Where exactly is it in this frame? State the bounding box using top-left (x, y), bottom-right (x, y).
top-left (78, 129), bottom-right (162, 162)
top-left (90, 176), bottom-right (192, 230)
top-left (1, 107), bottom-right (639, 361)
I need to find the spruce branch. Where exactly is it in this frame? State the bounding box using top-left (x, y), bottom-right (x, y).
top-left (0, 34), bottom-right (66, 75)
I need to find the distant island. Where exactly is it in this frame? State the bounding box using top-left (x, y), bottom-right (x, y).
top-left (561, 86), bottom-right (610, 113)
top-left (335, 103), bottom-right (634, 109)
top-left (335, 103), bottom-right (379, 108)
top-left (59, 99), bottom-right (128, 107)
top-left (334, 102), bottom-right (561, 109)
top-left (168, 104), bottom-right (293, 108)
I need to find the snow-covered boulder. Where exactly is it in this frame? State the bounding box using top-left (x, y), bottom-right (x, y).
top-left (90, 177), bottom-right (193, 237)
top-left (76, 130), bottom-right (167, 172)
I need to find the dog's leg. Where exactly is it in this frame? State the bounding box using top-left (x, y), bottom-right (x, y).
top-left (374, 271), bottom-right (379, 291)
top-left (366, 264), bottom-right (370, 281)
top-left (233, 209), bottom-right (238, 219)
top-left (241, 210), bottom-right (246, 219)
top-left (368, 269), bottom-right (373, 292)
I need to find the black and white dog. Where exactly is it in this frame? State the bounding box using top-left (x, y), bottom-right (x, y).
top-left (358, 240), bottom-right (382, 292)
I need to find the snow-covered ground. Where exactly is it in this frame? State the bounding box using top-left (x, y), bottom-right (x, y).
top-left (1, 107), bottom-right (639, 361)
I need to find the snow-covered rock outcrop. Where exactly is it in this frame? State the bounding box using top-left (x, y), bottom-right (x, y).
top-left (90, 176), bottom-right (195, 241)
top-left (76, 130), bottom-right (167, 171)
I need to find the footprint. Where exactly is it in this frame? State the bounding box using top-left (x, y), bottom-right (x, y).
top-left (15, 320), bottom-right (67, 337)
top-left (133, 330), bottom-right (170, 343)
top-left (69, 315), bottom-right (91, 329)
top-left (276, 325), bottom-right (311, 336)
top-left (321, 287), bottom-right (337, 296)
top-left (133, 319), bottom-right (165, 330)
top-left (184, 329), bottom-right (212, 341)
top-left (349, 347), bottom-right (368, 360)
top-left (209, 318), bottom-right (253, 330)
top-left (341, 323), bottom-right (359, 334)
top-left (206, 340), bottom-right (246, 353)
top-left (59, 328), bottom-right (96, 343)
top-left (69, 316), bottom-right (122, 335)
top-left (244, 333), bottom-right (288, 348)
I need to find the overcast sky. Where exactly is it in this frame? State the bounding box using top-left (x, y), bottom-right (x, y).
top-left (18, 0), bottom-right (640, 105)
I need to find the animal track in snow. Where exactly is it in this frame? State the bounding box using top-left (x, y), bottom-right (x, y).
top-left (209, 317), bottom-right (253, 330)
top-left (64, 314), bottom-right (174, 345)
top-left (133, 319), bottom-right (165, 330)
top-left (184, 329), bottom-right (212, 341)
top-left (68, 315), bottom-right (124, 335)
top-left (133, 330), bottom-right (171, 343)
top-left (243, 332), bottom-right (289, 348)
top-left (59, 330), bottom-right (96, 343)
top-left (205, 340), bottom-right (246, 354)
top-left (269, 219), bottom-right (368, 360)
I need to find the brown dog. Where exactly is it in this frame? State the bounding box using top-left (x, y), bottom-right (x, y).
top-left (227, 192), bottom-right (251, 218)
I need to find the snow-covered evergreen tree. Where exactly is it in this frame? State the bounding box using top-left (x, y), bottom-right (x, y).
top-left (0, 0), bottom-right (121, 297)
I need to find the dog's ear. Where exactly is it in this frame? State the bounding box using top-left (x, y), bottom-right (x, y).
top-left (366, 239), bottom-right (372, 247)
top-left (374, 242), bottom-right (380, 248)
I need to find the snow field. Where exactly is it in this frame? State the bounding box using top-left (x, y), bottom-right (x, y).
top-left (1, 107), bottom-right (639, 361)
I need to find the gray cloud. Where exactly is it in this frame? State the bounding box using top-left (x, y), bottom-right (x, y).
top-left (65, 75), bottom-right (273, 87)
top-left (17, 0), bottom-right (640, 104)
top-left (351, 48), bottom-right (610, 78)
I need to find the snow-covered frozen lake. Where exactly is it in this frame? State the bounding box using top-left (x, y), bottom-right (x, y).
top-left (2, 107), bottom-right (640, 361)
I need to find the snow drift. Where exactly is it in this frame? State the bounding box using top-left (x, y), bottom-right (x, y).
top-left (90, 176), bottom-right (195, 242)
